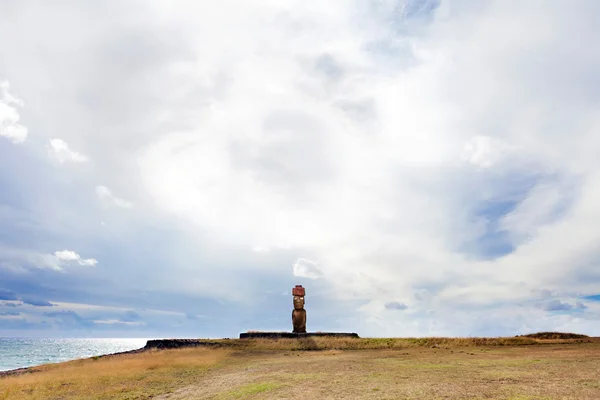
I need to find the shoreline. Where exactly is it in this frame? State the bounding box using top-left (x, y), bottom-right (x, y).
top-left (0, 347), bottom-right (147, 377)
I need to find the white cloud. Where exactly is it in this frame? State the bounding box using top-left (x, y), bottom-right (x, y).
top-left (292, 258), bottom-right (323, 280)
top-left (252, 246), bottom-right (270, 253)
top-left (95, 186), bottom-right (133, 209)
top-left (93, 319), bottom-right (144, 326)
top-left (54, 250), bottom-right (98, 267)
top-left (461, 136), bottom-right (512, 168)
top-left (0, 81), bottom-right (27, 143)
top-left (48, 138), bottom-right (89, 163)
top-left (134, 0), bottom-right (600, 319)
top-left (0, 246), bottom-right (97, 271)
top-left (2, 0), bottom-right (600, 335)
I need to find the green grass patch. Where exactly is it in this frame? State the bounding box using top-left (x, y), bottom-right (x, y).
top-left (221, 382), bottom-right (281, 398)
top-left (581, 380), bottom-right (600, 388)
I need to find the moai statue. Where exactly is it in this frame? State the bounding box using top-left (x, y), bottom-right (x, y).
top-left (292, 285), bottom-right (306, 333)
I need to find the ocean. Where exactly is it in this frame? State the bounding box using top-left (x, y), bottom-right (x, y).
top-left (0, 338), bottom-right (148, 372)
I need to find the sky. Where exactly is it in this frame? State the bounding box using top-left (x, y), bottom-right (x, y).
top-left (1, 0), bottom-right (600, 338)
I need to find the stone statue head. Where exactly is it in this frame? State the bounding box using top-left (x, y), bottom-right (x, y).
top-left (293, 295), bottom-right (305, 310)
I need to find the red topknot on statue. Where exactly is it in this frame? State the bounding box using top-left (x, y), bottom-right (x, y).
top-left (292, 285), bottom-right (306, 333)
top-left (292, 285), bottom-right (305, 297)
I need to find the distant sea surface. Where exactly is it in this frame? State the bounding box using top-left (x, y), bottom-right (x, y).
top-left (0, 338), bottom-right (148, 372)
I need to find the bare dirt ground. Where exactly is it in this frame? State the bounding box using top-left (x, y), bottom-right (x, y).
top-left (157, 343), bottom-right (600, 400)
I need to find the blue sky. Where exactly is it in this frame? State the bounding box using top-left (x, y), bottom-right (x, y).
top-left (1, 0), bottom-right (600, 338)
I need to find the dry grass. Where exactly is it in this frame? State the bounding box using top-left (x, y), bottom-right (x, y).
top-left (0, 348), bottom-right (229, 400)
top-left (517, 332), bottom-right (589, 339)
top-left (149, 335), bottom-right (595, 352)
top-left (160, 342), bottom-right (600, 400)
top-left (1, 338), bottom-right (599, 399)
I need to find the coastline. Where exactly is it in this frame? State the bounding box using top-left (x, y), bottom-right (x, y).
top-left (0, 338), bottom-right (238, 376)
top-left (0, 347), bottom-right (147, 377)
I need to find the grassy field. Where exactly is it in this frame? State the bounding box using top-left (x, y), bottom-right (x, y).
top-left (1, 337), bottom-right (599, 399)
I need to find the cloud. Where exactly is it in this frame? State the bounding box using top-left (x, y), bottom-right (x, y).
top-left (541, 300), bottom-right (573, 312)
top-left (1, 0), bottom-right (600, 337)
top-left (0, 81), bottom-right (27, 144)
top-left (461, 136), bottom-right (512, 168)
top-left (539, 299), bottom-right (589, 312)
top-left (292, 258), bottom-right (323, 280)
top-left (126, 0), bottom-right (600, 320)
top-left (0, 247), bottom-right (97, 271)
top-left (48, 138), bottom-right (89, 163)
top-left (95, 186), bottom-right (133, 208)
top-left (93, 319), bottom-right (144, 326)
top-left (123, 310), bottom-right (141, 322)
top-left (43, 310), bottom-right (94, 328)
top-left (54, 250), bottom-right (98, 267)
top-left (385, 301), bottom-right (408, 311)
top-left (21, 297), bottom-right (55, 307)
top-left (0, 289), bottom-right (18, 301)
top-left (0, 311), bottom-right (20, 316)
top-left (185, 313), bottom-right (200, 320)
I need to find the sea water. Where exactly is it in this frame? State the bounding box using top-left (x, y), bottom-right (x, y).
top-left (0, 338), bottom-right (148, 372)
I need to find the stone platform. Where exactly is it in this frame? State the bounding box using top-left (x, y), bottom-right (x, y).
top-left (239, 332), bottom-right (359, 339)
